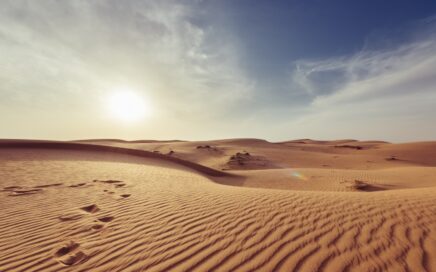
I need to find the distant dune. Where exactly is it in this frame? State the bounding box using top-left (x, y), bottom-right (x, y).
top-left (0, 139), bottom-right (435, 271)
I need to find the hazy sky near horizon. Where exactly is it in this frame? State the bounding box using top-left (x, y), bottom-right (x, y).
top-left (1, 0), bottom-right (436, 142)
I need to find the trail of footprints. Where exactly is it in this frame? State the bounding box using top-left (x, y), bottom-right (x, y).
top-left (1, 183), bottom-right (62, 196)
top-left (93, 179), bottom-right (131, 198)
top-left (1, 179), bottom-right (131, 199)
top-left (2, 179), bottom-right (131, 267)
top-left (55, 203), bottom-right (117, 266)
top-left (53, 179), bottom-right (132, 266)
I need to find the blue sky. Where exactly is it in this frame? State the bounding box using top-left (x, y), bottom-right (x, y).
top-left (202, 0), bottom-right (436, 104)
top-left (1, 0), bottom-right (436, 141)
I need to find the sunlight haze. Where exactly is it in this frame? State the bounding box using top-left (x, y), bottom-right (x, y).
top-left (1, 1), bottom-right (436, 141)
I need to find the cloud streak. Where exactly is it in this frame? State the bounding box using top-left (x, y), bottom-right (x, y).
top-left (285, 22), bottom-right (436, 141)
top-left (0, 0), bottom-right (253, 118)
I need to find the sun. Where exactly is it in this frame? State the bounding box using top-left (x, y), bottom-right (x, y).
top-left (106, 89), bottom-right (151, 122)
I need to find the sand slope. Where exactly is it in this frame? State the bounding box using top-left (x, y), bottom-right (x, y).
top-left (1, 140), bottom-right (436, 271)
top-left (76, 138), bottom-right (436, 169)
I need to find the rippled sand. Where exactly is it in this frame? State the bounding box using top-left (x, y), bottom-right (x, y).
top-left (0, 140), bottom-right (435, 271)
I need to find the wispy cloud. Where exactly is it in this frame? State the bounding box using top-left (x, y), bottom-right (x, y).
top-left (0, 0), bottom-right (253, 117)
top-left (292, 38), bottom-right (436, 102)
top-left (285, 22), bottom-right (436, 141)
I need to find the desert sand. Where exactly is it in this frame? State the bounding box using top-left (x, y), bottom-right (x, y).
top-left (0, 139), bottom-right (435, 271)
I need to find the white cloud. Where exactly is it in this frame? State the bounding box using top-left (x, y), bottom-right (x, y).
top-left (285, 31), bottom-right (436, 141)
top-left (0, 0), bottom-right (254, 118)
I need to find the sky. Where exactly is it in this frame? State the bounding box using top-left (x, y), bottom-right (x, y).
top-left (1, 0), bottom-right (436, 142)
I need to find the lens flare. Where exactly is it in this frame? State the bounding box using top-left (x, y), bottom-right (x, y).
top-left (289, 169), bottom-right (308, 181)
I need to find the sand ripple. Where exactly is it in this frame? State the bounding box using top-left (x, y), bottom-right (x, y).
top-left (0, 149), bottom-right (435, 271)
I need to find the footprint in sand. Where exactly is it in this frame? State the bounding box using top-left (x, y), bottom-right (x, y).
top-left (87, 216), bottom-right (114, 233)
top-left (54, 241), bottom-right (88, 266)
top-left (2, 186), bottom-right (23, 191)
top-left (69, 183), bottom-right (88, 188)
top-left (93, 179), bottom-right (124, 184)
top-left (59, 213), bottom-right (84, 222)
top-left (94, 179), bottom-right (130, 198)
top-left (80, 204), bottom-right (100, 214)
top-left (77, 204), bottom-right (115, 230)
top-left (7, 188), bottom-right (43, 196)
top-left (94, 179), bottom-right (127, 188)
top-left (90, 223), bottom-right (105, 231)
top-left (34, 183), bottom-right (63, 188)
top-left (97, 216), bottom-right (114, 223)
top-left (88, 217), bottom-right (114, 232)
top-left (3, 186), bottom-right (42, 195)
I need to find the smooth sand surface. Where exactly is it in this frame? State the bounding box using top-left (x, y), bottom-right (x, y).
top-left (0, 139), bottom-right (435, 271)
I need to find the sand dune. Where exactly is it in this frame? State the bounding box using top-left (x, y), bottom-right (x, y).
top-left (0, 140), bottom-right (231, 177)
top-left (0, 139), bottom-right (436, 271)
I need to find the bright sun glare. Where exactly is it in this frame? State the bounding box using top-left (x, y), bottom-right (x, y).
top-left (107, 89), bottom-right (151, 123)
